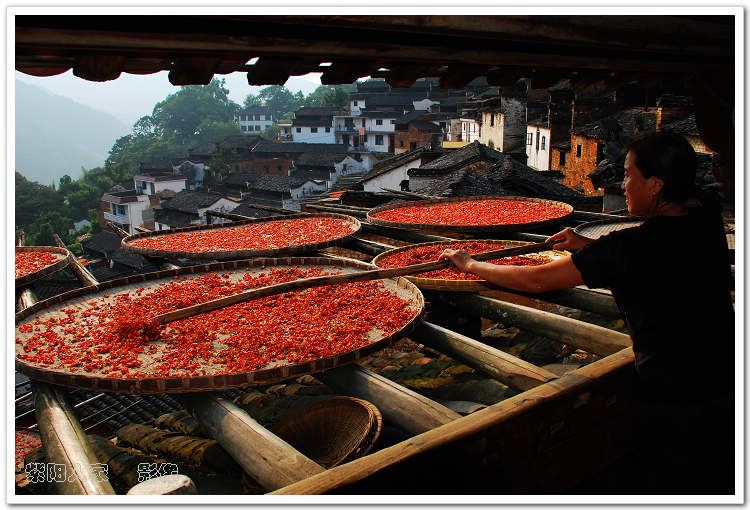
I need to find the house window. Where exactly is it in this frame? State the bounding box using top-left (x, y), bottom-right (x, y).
top-left (541, 136), bottom-right (546, 150)
top-left (311, 127), bottom-right (318, 133)
top-left (241, 126), bottom-right (247, 131)
top-left (362, 119), bottom-right (366, 127)
top-left (391, 119), bottom-right (395, 124)
top-left (376, 119), bottom-right (383, 125)
top-left (536, 132), bottom-right (540, 150)
top-left (353, 100), bottom-right (358, 106)
top-left (400, 139), bottom-right (405, 147)
top-left (376, 135), bottom-right (384, 145)
top-left (559, 152), bottom-right (566, 167)
top-left (362, 135), bottom-right (368, 142)
top-left (490, 114), bottom-right (494, 127)
top-left (527, 133), bottom-right (533, 145)
top-left (576, 144), bottom-right (582, 157)
top-left (325, 127), bottom-right (330, 133)
top-left (296, 127), bottom-right (302, 133)
top-left (255, 125), bottom-right (261, 131)
top-left (410, 142), bottom-right (417, 150)
top-left (254, 114), bottom-right (260, 121)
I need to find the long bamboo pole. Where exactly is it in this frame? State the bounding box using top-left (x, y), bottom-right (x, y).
top-left (412, 321), bottom-right (558, 391)
top-left (53, 234), bottom-right (98, 287)
top-left (178, 394), bottom-right (325, 490)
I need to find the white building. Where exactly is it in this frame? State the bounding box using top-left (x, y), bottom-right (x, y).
top-left (291, 107), bottom-right (338, 144)
top-left (237, 106), bottom-right (274, 133)
top-left (459, 118), bottom-right (481, 143)
top-left (358, 149), bottom-right (426, 193)
top-left (101, 191), bottom-right (152, 235)
top-left (153, 191), bottom-right (238, 230)
top-left (525, 122), bottom-right (552, 171)
top-left (133, 173), bottom-right (187, 196)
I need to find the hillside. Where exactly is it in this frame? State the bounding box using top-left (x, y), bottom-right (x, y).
top-left (15, 80), bottom-right (127, 185)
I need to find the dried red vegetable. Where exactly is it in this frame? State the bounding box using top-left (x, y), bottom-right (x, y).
top-left (128, 217), bottom-right (355, 253)
top-left (15, 267), bottom-right (418, 378)
top-left (15, 430), bottom-right (42, 466)
top-left (371, 199), bottom-right (568, 226)
top-left (15, 251), bottom-right (64, 279)
top-left (377, 241), bottom-right (551, 280)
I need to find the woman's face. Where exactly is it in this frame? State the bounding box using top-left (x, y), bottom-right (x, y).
top-left (622, 151), bottom-right (662, 215)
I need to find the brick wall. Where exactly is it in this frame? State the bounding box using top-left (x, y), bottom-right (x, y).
top-left (562, 135), bottom-right (603, 195)
top-left (395, 125), bottom-right (438, 153)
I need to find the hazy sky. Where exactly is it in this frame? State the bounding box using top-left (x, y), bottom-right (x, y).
top-left (15, 70), bottom-right (323, 127)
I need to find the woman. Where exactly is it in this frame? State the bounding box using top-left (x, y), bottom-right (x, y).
top-left (440, 132), bottom-right (734, 494)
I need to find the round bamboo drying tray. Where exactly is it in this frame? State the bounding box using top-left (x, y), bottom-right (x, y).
top-left (270, 397), bottom-right (382, 469)
top-left (574, 217), bottom-right (645, 240)
top-left (366, 196), bottom-right (573, 234)
top-left (15, 257), bottom-right (424, 394)
top-left (372, 240), bottom-right (568, 292)
top-left (120, 213), bottom-right (361, 260)
top-left (15, 246), bottom-right (72, 288)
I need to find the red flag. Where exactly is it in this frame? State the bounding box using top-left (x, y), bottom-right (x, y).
top-left (358, 127), bottom-right (366, 136)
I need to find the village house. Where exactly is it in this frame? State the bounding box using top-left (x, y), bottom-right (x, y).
top-left (132, 172), bottom-right (187, 196)
top-left (291, 107), bottom-right (339, 144)
top-left (408, 140), bottom-right (502, 191)
top-left (394, 118), bottom-right (443, 154)
top-left (526, 85), bottom-right (575, 171)
top-left (357, 146), bottom-right (445, 192)
top-left (236, 105), bottom-right (274, 133)
top-left (153, 190), bottom-right (238, 230)
top-left (475, 83), bottom-right (527, 155)
top-left (238, 174), bottom-right (327, 210)
top-left (99, 190), bottom-right (152, 235)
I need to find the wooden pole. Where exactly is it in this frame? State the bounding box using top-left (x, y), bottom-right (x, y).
top-left (380, 187), bottom-right (437, 200)
top-left (32, 382), bottom-right (116, 494)
top-left (178, 394), bottom-right (325, 490)
top-left (53, 234), bottom-right (98, 287)
top-left (572, 210), bottom-right (635, 222)
top-left (437, 293), bottom-right (631, 357)
top-left (316, 365), bottom-right (460, 435)
top-left (412, 321), bottom-right (558, 392)
top-left (303, 204), bottom-right (366, 217)
top-left (537, 286), bottom-right (621, 319)
top-left (360, 222), bottom-right (454, 243)
top-left (344, 238), bottom-right (390, 256)
top-left (107, 222), bottom-right (130, 238)
top-left (270, 348), bottom-right (636, 495)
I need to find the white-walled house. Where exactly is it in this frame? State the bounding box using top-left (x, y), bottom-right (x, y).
top-left (459, 118), bottom-right (481, 143)
top-left (236, 106), bottom-right (274, 133)
top-left (479, 111), bottom-right (503, 150)
top-left (133, 173), bottom-right (187, 196)
top-left (358, 149), bottom-right (426, 192)
top-left (525, 122), bottom-right (552, 170)
top-left (291, 107), bottom-right (338, 144)
top-left (101, 191), bottom-right (152, 235)
top-left (153, 191), bottom-right (238, 230)
top-left (290, 179), bottom-right (327, 199)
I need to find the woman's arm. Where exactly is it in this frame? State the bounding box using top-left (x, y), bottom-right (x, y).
top-left (438, 250), bottom-right (585, 293)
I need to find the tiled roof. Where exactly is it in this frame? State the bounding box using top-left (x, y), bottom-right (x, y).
top-left (409, 120), bottom-right (442, 132)
top-left (292, 168), bottom-right (331, 181)
top-left (154, 208), bottom-right (197, 227)
top-left (358, 110), bottom-right (401, 119)
top-left (81, 231), bottom-right (123, 257)
top-left (410, 141), bottom-right (502, 175)
top-left (295, 107), bottom-right (344, 116)
top-left (163, 190), bottom-right (225, 213)
top-left (230, 202), bottom-right (279, 218)
top-left (659, 114), bottom-right (699, 136)
top-left (25, 278), bottom-right (82, 305)
top-left (239, 105), bottom-right (272, 114)
top-left (223, 172), bottom-right (256, 187)
top-left (248, 174), bottom-right (308, 193)
top-left (358, 147), bottom-right (427, 183)
top-left (295, 152), bottom-right (347, 167)
top-left (188, 142), bottom-right (218, 157)
top-left (571, 109), bottom-right (657, 139)
top-left (415, 155), bottom-right (600, 206)
top-left (219, 135), bottom-right (262, 149)
top-left (394, 110), bottom-right (428, 125)
top-left (366, 96), bottom-right (415, 107)
top-left (253, 141), bottom-right (349, 154)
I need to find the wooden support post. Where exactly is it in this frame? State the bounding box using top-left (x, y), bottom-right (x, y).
top-left (270, 348), bottom-right (636, 495)
top-left (412, 321), bottom-right (558, 392)
top-left (134, 225), bottom-right (151, 233)
top-left (316, 365), bottom-right (460, 436)
top-left (440, 294), bottom-right (631, 357)
top-left (107, 222), bottom-right (130, 238)
top-left (360, 222), bottom-right (453, 243)
top-left (32, 382), bottom-right (116, 494)
top-left (314, 251), bottom-right (371, 265)
top-left (53, 234), bottom-right (98, 287)
top-left (178, 393), bottom-right (325, 490)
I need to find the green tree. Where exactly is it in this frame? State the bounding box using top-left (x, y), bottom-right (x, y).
top-left (261, 124), bottom-right (281, 140)
top-left (25, 211), bottom-right (74, 246)
top-left (193, 120), bottom-right (242, 147)
top-left (243, 94), bottom-right (262, 109)
top-left (206, 144), bottom-right (237, 185)
top-left (15, 171), bottom-right (64, 226)
top-left (256, 86), bottom-right (298, 121)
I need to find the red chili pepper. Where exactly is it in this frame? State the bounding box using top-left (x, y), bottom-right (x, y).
top-left (15, 251), bottom-right (64, 279)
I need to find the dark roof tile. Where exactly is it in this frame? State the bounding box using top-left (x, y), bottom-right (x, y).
top-left (253, 141), bottom-right (349, 154)
top-left (163, 190), bottom-right (226, 214)
top-left (154, 208), bottom-right (198, 227)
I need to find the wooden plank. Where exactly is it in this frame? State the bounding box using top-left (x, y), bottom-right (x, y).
top-left (380, 187), bottom-right (436, 200)
top-left (53, 234), bottom-right (98, 287)
top-left (345, 238), bottom-right (391, 256)
top-left (178, 394), bottom-right (325, 490)
top-left (304, 204), bottom-right (367, 218)
top-left (270, 348), bottom-right (635, 495)
top-left (316, 365), bottom-right (460, 435)
top-left (360, 222), bottom-right (454, 243)
top-left (442, 294), bottom-right (631, 357)
top-left (107, 222), bottom-right (130, 238)
top-left (412, 321), bottom-right (558, 392)
top-left (32, 382), bottom-right (116, 494)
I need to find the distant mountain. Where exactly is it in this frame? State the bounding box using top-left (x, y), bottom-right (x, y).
top-left (15, 80), bottom-right (127, 185)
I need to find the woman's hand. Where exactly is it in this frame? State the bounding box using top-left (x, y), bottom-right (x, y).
top-left (547, 228), bottom-right (592, 251)
top-left (439, 248), bottom-right (475, 273)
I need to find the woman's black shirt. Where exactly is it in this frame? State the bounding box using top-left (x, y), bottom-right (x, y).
top-left (571, 207), bottom-right (734, 402)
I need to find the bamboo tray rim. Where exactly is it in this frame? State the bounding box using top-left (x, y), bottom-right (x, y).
top-left (120, 212), bottom-right (362, 260)
top-left (15, 246), bottom-right (73, 288)
top-left (15, 257), bottom-right (425, 395)
top-left (372, 239), bottom-right (569, 292)
top-left (366, 195), bottom-right (574, 233)
top-left (573, 216), bottom-right (646, 240)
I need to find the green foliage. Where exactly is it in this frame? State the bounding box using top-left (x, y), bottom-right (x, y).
top-left (261, 124), bottom-right (281, 140)
top-left (25, 211), bottom-right (74, 247)
top-left (305, 85), bottom-right (354, 108)
top-left (15, 172), bottom-right (65, 226)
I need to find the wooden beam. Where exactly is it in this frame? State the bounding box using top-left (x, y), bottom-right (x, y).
top-left (53, 234), bottom-right (98, 287)
top-left (344, 238), bottom-right (391, 256)
top-left (303, 204), bottom-right (366, 218)
top-left (270, 348), bottom-right (635, 495)
top-left (572, 210), bottom-right (635, 222)
top-left (107, 222), bottom-right (130, 238)
top-left (360, 222), bottom-right (453, 243)
top-left (380, 187), bottom-right (436, 200)
top-left (316, 365), bottom-right (460, 436)
top-left (178, 393), bottom-right (325, 490)
top-left (537, 287), bottom-right (621, 319)
top-left (32, 382), bottom-right (116, 494)
top-left (439, 294), bottom-right (631, 357)
top-left (412, 321), bottom-right (558, 392)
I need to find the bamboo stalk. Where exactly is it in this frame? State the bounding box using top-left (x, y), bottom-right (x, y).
top-left (412, 321), bottom-right (559, 391)
top-left (32, 382), bottom-right (116, 494)
top-left (316, 365), bottom-right (460, 436)
top-left (438, 293), bottom-right (631, 356)
top-left (178, 393), bottom-right (325, 490)
top-left (152, 241), bottom-right (557, 325)
top-left (53, 234), bottom-right (98, 287)
top-left (360, 222), bottom-right (453, 243)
